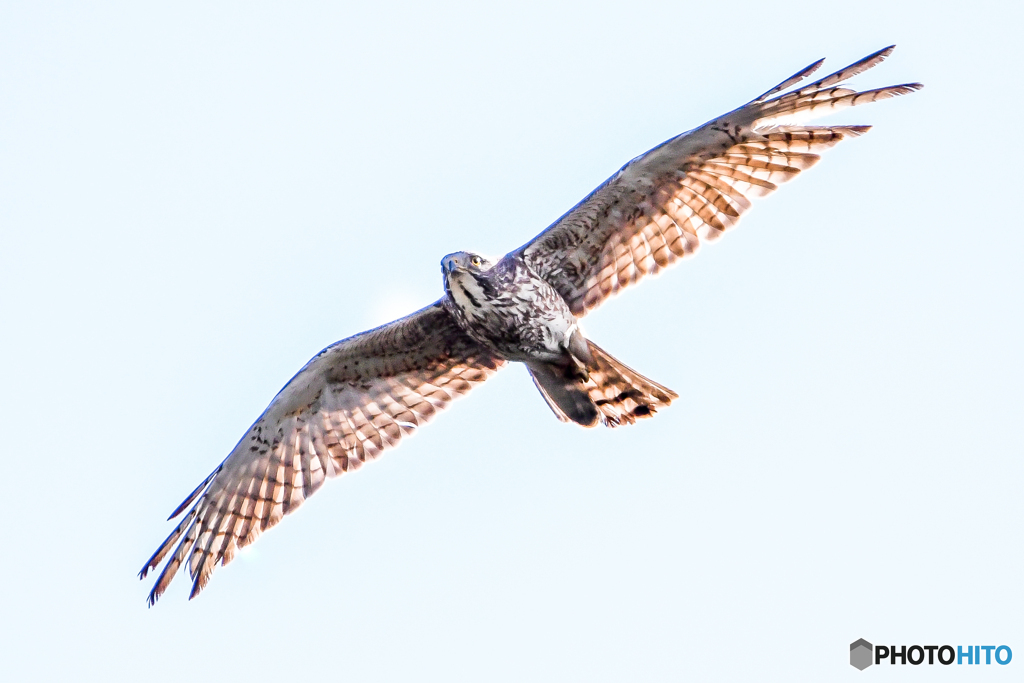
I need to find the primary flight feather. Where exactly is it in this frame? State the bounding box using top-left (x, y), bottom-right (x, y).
top-left (140, 46), bottom-right (920, 605)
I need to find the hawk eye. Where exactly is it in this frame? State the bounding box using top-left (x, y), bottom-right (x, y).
top-left (471, 256), bottom-right (482, 267)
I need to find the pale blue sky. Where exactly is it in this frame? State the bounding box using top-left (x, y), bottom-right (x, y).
top-left (1, 2), bottom-right (1021, 681)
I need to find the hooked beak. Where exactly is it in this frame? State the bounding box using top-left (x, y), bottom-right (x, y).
top-left (444, 257), bottom-right (460, 275)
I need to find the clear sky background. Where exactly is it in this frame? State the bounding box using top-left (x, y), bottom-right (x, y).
top-left (1, 2), bottom-right (1021, 681)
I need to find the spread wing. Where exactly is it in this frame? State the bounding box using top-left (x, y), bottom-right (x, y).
top-left (139, 301), bottom-right (504, 605)
top-left (517, 46), bottom-right (922, 316)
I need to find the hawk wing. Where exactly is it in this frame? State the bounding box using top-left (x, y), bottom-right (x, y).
top-left (516, 46), bottom-right (921, 316)
top-left (139, 301), bottom-right (504, 605)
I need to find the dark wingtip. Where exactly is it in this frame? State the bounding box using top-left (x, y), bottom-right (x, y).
top-left (881, 83), bottom-right (925, 98)
top-left (167, 466), bottom-right (222, 520)
top-left (167, 498), bottom-right (194, 521)
top-left (807, 57), bottom-right (826, 74)
top-left (868, 45), bottom-right (896, 62)
top-left (138, 547), bottom-right (165, 580)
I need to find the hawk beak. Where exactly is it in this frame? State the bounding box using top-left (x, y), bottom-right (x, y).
top-left (445, 259), bottom-right (459, 275)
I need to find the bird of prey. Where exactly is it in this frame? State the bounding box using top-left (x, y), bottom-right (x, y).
top-left (140, 46), bottom-right (920, 604)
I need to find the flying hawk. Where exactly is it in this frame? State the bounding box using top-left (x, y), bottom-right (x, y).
top-left (140, 46), bottom-right (920, 604)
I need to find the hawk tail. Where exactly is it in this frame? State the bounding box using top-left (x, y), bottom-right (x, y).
top-left (528, 341), bottom-right (677, 428)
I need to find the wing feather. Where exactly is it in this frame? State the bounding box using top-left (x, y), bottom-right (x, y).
top-left (140, 301), bottom-right (504, 604)
top-left (517, 47), bottom-right (921, 315)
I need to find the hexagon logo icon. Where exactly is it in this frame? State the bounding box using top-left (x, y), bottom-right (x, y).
top-left (850, 639), bottom-right (873, 670)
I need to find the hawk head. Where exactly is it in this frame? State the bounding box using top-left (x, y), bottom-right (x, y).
top-left (441, 251), bottom-right (496, 309)
top-left (442, 251), bottom-right (494, 288)
top-left (441, 251), bottom-right (494, 276)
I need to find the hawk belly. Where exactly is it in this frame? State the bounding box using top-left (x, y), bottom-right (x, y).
top-left (444, 260), bottom-right (579, 364)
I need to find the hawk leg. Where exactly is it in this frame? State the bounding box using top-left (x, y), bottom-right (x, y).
top-left (564, 329), bottom-right (594, 382)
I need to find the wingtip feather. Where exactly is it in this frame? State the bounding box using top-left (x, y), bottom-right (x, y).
top-left (166, 467), bottom-right (220, 520)
top-left (751, 57), bottom-right (825, 103)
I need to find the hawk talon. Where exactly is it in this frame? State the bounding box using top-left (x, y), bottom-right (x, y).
top-left (570, 365), bottom-right (590, 383)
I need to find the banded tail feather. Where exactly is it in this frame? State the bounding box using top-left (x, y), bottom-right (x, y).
top-left (529, 340), bottom-right (677, 428)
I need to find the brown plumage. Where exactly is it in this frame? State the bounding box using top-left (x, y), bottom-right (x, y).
top-left (141, 46), bottom-right (920, 604)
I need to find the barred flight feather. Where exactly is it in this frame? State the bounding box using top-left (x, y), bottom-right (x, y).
top-left (139, 302), bottom-right (503, 605)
